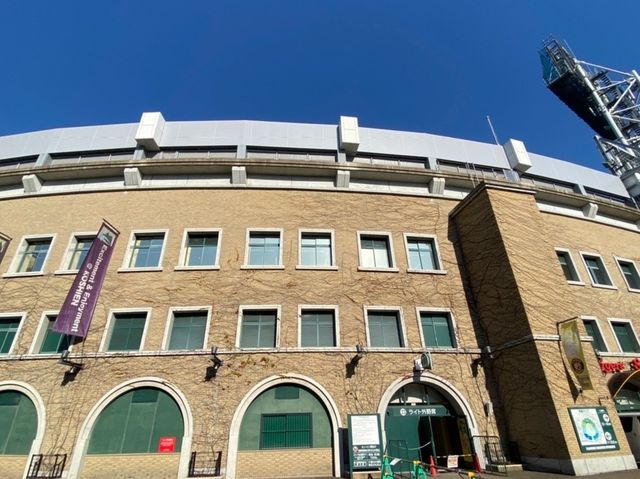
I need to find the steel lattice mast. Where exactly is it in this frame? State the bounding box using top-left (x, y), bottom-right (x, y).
top-left (540, 38), bottom-right (640, 202)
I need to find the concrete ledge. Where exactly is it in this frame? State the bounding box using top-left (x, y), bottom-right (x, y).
top-left (522, 453), bottom-right (636, 476)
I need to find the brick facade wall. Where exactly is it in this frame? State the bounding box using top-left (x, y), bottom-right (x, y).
top-left (236, 448), bottom-right (332, 478)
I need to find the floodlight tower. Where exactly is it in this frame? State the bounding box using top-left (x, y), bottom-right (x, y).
top-left (539, 38), bottom-right (640, 203)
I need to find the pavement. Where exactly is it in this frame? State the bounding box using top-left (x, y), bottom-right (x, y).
top-left (292, 469), bottom-right (640, 479)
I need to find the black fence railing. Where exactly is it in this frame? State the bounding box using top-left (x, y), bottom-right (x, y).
top-left (188, 450), bottom-right (222, 477)
top-left (473, 435), bottom-right (509, 473)
top-left (26, 454), bottom-right (67, 478)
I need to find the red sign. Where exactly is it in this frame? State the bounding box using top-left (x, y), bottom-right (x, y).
top-left (158, 437), bottom-right (176, 453)
top-left (599, 359), bottom-right (640, 374)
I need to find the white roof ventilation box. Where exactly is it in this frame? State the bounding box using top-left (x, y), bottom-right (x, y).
top-left (503, 139), bottom-right (532, 172)
top-left (135, 112), bottom-right (166, 151)
top-left (339, 116), bottom-right (360, 154)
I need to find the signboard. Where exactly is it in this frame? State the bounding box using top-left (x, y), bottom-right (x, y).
top-left (158, 436), bottom-right (176, 453)
top-left (387, 405), bottom-right (450, 417)
top-left (568, 407), bottom-right (619, 453)
top-left (0, 232), bottom-right (11, 266)
top-left (348, 414), bottom-right (383, 472)
top-left (53, 221), bottom-right (119, 338)
top-left (559, 319), bottom-right (593, 390)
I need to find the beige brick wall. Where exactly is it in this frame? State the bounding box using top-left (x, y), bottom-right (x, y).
top-left (236, 448), bottom-right (332, 478)
top-left (81, 453), bottom-right (180, 479)
top-left (0, 456), bottom-right (28, 479)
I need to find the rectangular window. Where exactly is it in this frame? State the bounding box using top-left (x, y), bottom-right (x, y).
top-left (240, 310), bottom-right (277, 348)
top-left (610, 321), bottom-right (640, 353)
top-left (582, 254), bottom-right (613, 287)
top-left (246, 231), bottom-right (282, 267)
top-left (183, 231), bottom-right (219, 268)
top-left (167, 311), bottom-right (208, 350)
top-left (582, 319), bottom-right (607, 353)
top-left (556, 250), bottom-right (580, 283)
top-left (617, 258), bottom-right (640, 291)
top-left (260, 413), bottom-right (312, 449)
top-left (126, 232), bottom-right (166, 269)
top-left (367, 310), bottom-right (403, 347)
top-left (14, 237), bottom-right (52, 273)
top-left (420, 312), bottom-right (456, 348)
top-left (67, 236), bottom-right (94, 270)
top-left (299, 232), bottom-right (333, 267)
top-left (0, 317), bottom-right (21, 354)
top-left (39, 315), bottom-right (73, 354)
top-left (106, 312), bottom-right (147, 351)
top-left (359, 233), bottom-right (394, 269)
top-left (405, 235), bottom-right (441, 271)
top-left (300, 310), bottom-right (336, 347)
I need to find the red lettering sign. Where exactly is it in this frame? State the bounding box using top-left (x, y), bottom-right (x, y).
top-left (158, 437), bottom-right (176, 453)
top-left (599, 360), bottom-right (625, 374)
top-left (630, 359), bottom-right (640, 371)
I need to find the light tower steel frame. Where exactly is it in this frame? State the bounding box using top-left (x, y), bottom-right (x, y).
top-left (541, 38), bottom-right (640, 181)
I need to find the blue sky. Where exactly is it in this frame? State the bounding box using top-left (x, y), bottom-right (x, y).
top-left (1, 1), bottom-right (638, 172)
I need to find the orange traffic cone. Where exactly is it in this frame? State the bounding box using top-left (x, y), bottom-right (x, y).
top-left (473, 453), bottom-right (483, 474)
top-left (429, 455), bottom-right (438, 477)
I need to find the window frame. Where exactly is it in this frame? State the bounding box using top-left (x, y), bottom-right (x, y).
top-left (580, 251), bottom-right (616, 289)
top-left (357, 231), bottom-right (398, 272)
top-left (119, 230), bottom-right (168, 272)
top-left (29, 310), bottom-right (75, 355)
top-left (363, 306), bottom-right (406, 349)
top-left (614, 256), bottom-right (640, 293)
top-left (175, 228), bottom-right (222, 271)
top-left (297, 305), bottom-right (340, 348)
top-left (4, 234), bottom-right (56, 277)
top-left (296, 229), bottom-right (337, 270)
top-left (580, 316), bottom-right (609, 354)
top-left (416, 307), bottom-right (459, 350)
top-left (236, 305), bottom-right (281, 349)
top-left (403, 233), bottom-right (445, 274)
top-left (56, 231), bottom-right (97, 274)
top-left (242, 228), bottom-right (285, 270)
top-left (554, 248), bottom-right (584, 285)
top-left (100, 308), bottom-right (151, 352)
top-left (607, 318), bottom-right (640, 354)
top-left (0, 312), bottom-right (27, 355)
top-left (162, 306), bottom-right (212, 351)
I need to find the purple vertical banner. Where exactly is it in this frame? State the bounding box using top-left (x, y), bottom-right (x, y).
top-left (0, 232), bottom-right (11, 266)
top-left (53, 221), bottom-right (119, 338)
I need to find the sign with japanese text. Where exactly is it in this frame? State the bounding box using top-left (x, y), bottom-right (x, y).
top-left (348, 414), bottom-right (382, 472)
top-left (158, 436), bottom-right (176, 453)
top-left (387, 404), bottom-right (450, 417)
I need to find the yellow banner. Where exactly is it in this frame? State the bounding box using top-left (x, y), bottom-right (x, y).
top-left (559, 319), bottom-right (593, 390)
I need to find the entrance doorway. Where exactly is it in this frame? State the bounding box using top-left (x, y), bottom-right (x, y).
top-left (610, 371), bottom-right (640, 466)
top-left (384, 382), bottom-right (474, 473)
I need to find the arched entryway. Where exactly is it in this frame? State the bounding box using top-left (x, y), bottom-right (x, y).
top-left (67, 378), bottom-right (193, 479)
top-left (609, 371), bottom-right (640, 465)
top-left (0, 381), bottom-right (45, 479)
top-left (227, 374), bottom-right (341, 479)
top-left (378, 374), bottom-right (482, 473)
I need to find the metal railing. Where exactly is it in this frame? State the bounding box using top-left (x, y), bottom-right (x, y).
top-left (188, 450), bottom-right (223, 477)
top-left (26, 454), bottom-right (66, 478)
top-left (473, 435), bottom-right (509, 473)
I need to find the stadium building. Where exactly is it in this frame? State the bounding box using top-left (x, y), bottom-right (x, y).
top-left (0, 113), bottom-right (639, 478)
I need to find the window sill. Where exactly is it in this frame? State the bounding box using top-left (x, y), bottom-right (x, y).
top-left (625, 287), bottom-right (640, 294)
top-left (174, 266), bottom-right (220, 271)
top-left (55, 269), bottom-right (80, 275)
top-left (240, 265), bottom-right (285, 270)
top-left (365, 347), bottom-right (409, 352)
top-left (357, 267), bottom-right (399, 273)
top-left (295, 265), bottom-right (338, 271)
top-left (117, 267), bottom-right (163, 273)
top-left (598, 352), bottom-right (640, 358)
top-left (2, 271), bottom-right (44, 278)
top-left (566, 280), bottom-right (585, 286)
top-left (589, 283), bottom-right (618, 290)
top-left (407, 269), bottom-right (447, 275)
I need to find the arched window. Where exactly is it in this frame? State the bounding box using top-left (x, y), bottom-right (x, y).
top-left (87, 387), bottom-right (183, 454)
top-left (0, 391), bottom-right (37, 455)
top-left (238, 385), bottom-right (331, 450)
